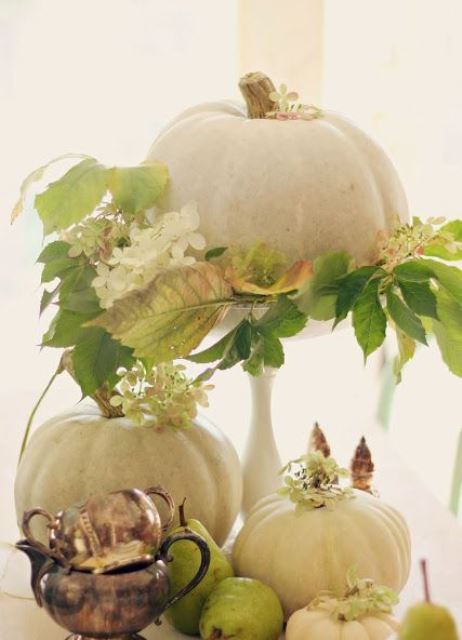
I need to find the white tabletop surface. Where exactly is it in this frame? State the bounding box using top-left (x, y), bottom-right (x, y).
top-left (1, 419), bottom-right (461, 639)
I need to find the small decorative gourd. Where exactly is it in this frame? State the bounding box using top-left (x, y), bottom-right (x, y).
top-left (232, 452), bottom-right (411, 618)
top-left (286, 568), bottom-right (399, 640)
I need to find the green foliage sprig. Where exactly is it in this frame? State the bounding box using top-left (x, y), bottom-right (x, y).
top-left (310, 566), bottom-right (399, 621)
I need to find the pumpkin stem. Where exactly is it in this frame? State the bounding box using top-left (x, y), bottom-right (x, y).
top-left (61, 349), bottom-right (124, 419)
top-left (239, 71), bottom-right (276, 119)
top-left (350, 436), bottom-right (375, 494)
top-left (308, 422), bottom-right (331, 458)
top-left (420, 559), bottom-right (432, 603)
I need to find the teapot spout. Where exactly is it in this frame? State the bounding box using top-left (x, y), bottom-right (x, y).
top-left (15, 540), bottom-right (53, 606)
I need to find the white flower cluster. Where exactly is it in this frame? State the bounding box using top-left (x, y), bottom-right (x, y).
top-left (92, 202), bottom-right (206, 309)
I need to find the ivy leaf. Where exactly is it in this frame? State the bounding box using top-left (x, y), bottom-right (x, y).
top-left (35, 158), bottom-right (108, 235)
top-left (262, 333), bottom-right (284, 368)
top-left (394, 327), bottom-right (416, 383)
top-left (398, 280), bottom-right (438, 319)
top-left (90, 262), bottom-right (233, 362)
top-left (432, 289), bottom-right (462, 377)
top-left (10, 153), bottom-right (93, 224)
top-left (109, 163), bottom-right (169, 215)
top-left (296, 252), bottom-right (353, 320)
top-left (72, 328), bottom-right (133, 396)
top-left (255, 295), bottom-right (307, 337)
top-left (227, 260), bottom-right (312, 295)
top-left (42, 309), bottom-right (90, 347)
top-left (335, 266), bottom-right (383, 326)
top-left (187, 325), bottom-right (239, 364)
top-left (37, 241), bottom-right (72, 264)
top-left (386, 287), bottom-right (427, 345)
top-left (40, 284), bottom-right (60, 315)
top-left (205, 247), bottom-right (228, 261)
top-left (59, 264), bottom-right (100, 315)
top-left (218, 321), bottom-right (253, 370)
top-left (352, 279), bottom-right (387, 360)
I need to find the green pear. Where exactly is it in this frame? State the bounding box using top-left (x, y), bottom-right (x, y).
top-left (199, 577), bottom-right (284, 640)
top-left (165, 503), bottom-right (234, 635)
top-left (399, 603), bottom-right (459, 640)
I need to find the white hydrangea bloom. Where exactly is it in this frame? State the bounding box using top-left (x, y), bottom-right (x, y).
top-left (92, 202), bottom-right (206, 309)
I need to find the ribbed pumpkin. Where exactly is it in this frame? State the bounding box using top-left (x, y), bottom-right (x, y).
top-left (232, 489), bottom-right (411, 618)
top-left (287, 607), bottom-right (399, 640)
top-left (147, 72), bottom-right (408, 267)
top-left (15, 404), bottom-right (242, 547)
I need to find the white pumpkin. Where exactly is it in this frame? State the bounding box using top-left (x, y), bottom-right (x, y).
top-left (15, 403), bottom-right (242, 547)
top-left (147, 72), bottom-right (408, 267)
top-left (232, 490), bottom-right (411, 618)
top-left (287, 607), bottom-right (399, 640)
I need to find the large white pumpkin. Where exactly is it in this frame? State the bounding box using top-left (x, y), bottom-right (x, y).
top-left (15, 404), bottom-right (242, 547)
top-left (147, 72), bottom-right (408, 266)
top-left (232, 490), bottom-right (411, 618)
top-left (287, 607), bottom-right (399, 640)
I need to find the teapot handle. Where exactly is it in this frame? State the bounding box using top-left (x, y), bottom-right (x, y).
top-left (144, 486), bottom-right (175, 532)
top-left (157, 532), bottom-right (210, 610)
top-left (22, 508), bottom-right (69, 567)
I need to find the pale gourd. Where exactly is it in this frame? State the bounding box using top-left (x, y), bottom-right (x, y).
top-left (147, 72), bottom-right (409, 267)
top-left (232, 487), bottom-right (410, 618)
top-left (15, 404), bottom-right (242, 547)
top-left (287, 607), bottom-right (399, 640)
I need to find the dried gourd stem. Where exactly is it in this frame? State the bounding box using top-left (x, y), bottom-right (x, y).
top-left (61, 350), bottom-right (124, 419)
top-left (421, 559), bottom-right (431, 603)
top-left (309, 422), bottom-right (331, 458)
top-left (351, 437), bottom-right (375, 494)
top-left (239, 71), bottom-right (276, 119)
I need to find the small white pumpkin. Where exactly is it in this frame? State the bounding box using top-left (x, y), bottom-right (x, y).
top-left (15, 403), bottom-right (242, 546)
top-left (147, 72), bottom-right (408, 267)
top-left (287, 608), bottom-right (399, 640)
top-left (286, 569), bottom-right (400, 640)
top-left (232, 453), bottom-right (411, 618)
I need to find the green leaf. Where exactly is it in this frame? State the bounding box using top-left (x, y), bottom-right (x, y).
top-left (335, 266), bottom-right (383, 325)
top-left (10, 153), bottom-right (93, 223)
top-left (424, 221), bottom-right (462, 260)
top-left (393, 327), bottom-right (416, 383)
top-left (398, 280), bottom-right (438, 319)
top-left (40, 284), bottom-right (60, 315)
top-left (205, 247), bottom-right (228, 261)
top-left (256, 296), bottom-right (307, 337)
top-left (425, 260), bottom-right (462, 307)
top-left (386, 287), bottom-right (427, 345)
top-left (59, 264), bottom-right (101, 315)
top-left (352, 279), bottom-right (387, 359)
top-left (109, 163), bottom-right (169, 215)
top-left (394, 260), bottom-right (434, 282)
top-left (42, 309), bottom-right (90, 347)
top-left (218, 321), bottom-right (253, 370)
top-left (296, 252), bottom-right (353, 320)
top-left (90, 262), bottom-right (233, 362)
top-left (37, 241), bottom-right (72, 264)
top-left (262, 333), bottom-right (284, 368)
top-left (187, 326), bottom-right (238, 364)
top-left (72, 329), bottom-right (133, 396)
top-left (432, 289), bottom-right (462, 376)
top-left (41, 257), bottom-right (78, 283)
top-left (243, 335), bottom-right (265, 376)
top-left (35, 158), bottom-right (108, 234)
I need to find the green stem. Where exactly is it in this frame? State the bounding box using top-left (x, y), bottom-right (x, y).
top-left (18, 365), bottom-right (62, 465)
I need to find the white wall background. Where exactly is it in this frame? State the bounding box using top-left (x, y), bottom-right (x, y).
top-left (1, 0), bottom-right (461, 542)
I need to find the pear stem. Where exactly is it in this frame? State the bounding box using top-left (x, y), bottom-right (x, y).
top-left (178, 498), bottom-right (187, 527)
top-left (420, 559), bottom-right (431, 603)
top-left (210, 631), bottom-right (222, 640)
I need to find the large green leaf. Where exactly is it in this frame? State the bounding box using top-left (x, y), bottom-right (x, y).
top-left (37, 241), bottom-right (72, 264)
top-left (386, 288), bottom-right (427, 345)
top-left (72, 329), bottom-right (133, 396)
top-left (398, 280), bottom-right (438, 319)
top-left (36, 158), bottom-right (108, 234)
top-left (393, 327), bottom-right (416, 383)
top-left (335, 266), bottom-right (383, 326)
top-left (394, 260), bottom-right (434, 282)
top-left (432, 289), bottom-right (462, 377)
top-left (90, 262), bottom-right (233, 362)
top-left (296, 252), bottom-right (352, 320)
top-left (352, 279), bottom-right (387, 359)
top-left (109, 163), bottom-right (169, 215)
top-left (42, 309), bottom-right (90, 347)
top-left (425, 260), bottom-right (462, 307)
